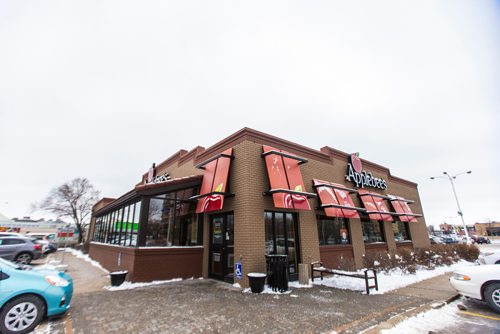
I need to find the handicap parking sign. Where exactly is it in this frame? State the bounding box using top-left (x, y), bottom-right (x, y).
top-left (235, 262), bottom-right (242, 279)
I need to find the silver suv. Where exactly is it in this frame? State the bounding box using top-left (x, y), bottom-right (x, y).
top-left (0, 236), bottom-right (43, 264)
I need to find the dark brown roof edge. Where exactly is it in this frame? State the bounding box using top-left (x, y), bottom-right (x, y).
top-left (135, 175), bottom-right (202, 192)
top-left (179, 146), bottom-right (205, 165)
top-left (140, 127), bottom-right (418, 188)
top-left (194, 127), bottom-right (332, 164)
top-left (139, 149), bottom-right (188, 183)
top-left (94, 176), bottom-right (203, 216)
top-left (92, 198), bottom-right (116, 211)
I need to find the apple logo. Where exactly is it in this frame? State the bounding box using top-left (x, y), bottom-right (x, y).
top-left (351, 153), bottom-right (362, 173)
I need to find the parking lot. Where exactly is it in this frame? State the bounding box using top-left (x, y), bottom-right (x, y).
top-left (29, 244), bottom-right (499, 333)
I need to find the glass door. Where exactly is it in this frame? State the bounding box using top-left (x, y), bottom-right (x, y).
top-left (209, 213), bottom-right (234, 283)
top-left (264, 211), bottom-right (300, 280)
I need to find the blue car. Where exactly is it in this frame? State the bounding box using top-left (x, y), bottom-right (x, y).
top-left (0, 258), bottom-right (73, 334)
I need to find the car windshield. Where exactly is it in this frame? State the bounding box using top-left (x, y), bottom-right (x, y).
top-left (0, 257), bottom-right (21, 269)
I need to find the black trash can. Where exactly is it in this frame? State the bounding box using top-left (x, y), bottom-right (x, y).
top-left (266, 255), bottom-right (288, 293)
top-left (110, 270), bottom-right (128, 287)
top-left (247, 273), bottom-right (267, 293)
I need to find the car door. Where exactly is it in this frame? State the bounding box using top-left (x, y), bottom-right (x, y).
top-left (0, 239), bottom-right (25, 260)
top-left (0, 239), bottom-right (14, 260)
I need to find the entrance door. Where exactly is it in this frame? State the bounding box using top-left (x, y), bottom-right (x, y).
top-left (264, 212), bottom-right (300, 280)
top-left (209, 213), bottom-right (234, 283)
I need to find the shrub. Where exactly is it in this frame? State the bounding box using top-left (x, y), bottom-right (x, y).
top-left (451, 244), bottom-right (480, 262)
top-left (365, 243), bottom-right (478, 274)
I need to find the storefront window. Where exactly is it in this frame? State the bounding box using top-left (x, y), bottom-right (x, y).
top-left (130, 201), bottom-right (140, 246)
top-left (361, 218), bottom-right (385, 243)
top-left (317, 216), bottom-right (350, 245)
top-left (393, 221), bottom-right (411, 241)
top-left (145, 190), bottom-right (201, 247)
top-left (92, 188), bottom-right (200, 247)
top-left (264, 211), bottom-right (299, 277)
top-left (118, 205), bottom-right (130, 246)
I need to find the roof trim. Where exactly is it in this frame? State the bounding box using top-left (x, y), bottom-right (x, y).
top-left (94, 176), bottom-right (203, 216)
top-left (139, 127), bottom-right (417, 189)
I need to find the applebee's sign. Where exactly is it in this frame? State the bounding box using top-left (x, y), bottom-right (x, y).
top-left (345, 153), bottom-right (388, 190)
top-left (146, 163), bottom-right (171, 184)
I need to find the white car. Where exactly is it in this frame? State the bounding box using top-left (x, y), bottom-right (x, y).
top-left (478, 250), bottom-right (500, 265)
top-left (450, 265), bottom-right (500, 313)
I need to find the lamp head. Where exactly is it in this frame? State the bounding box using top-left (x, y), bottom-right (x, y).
top-left (467, 171), bottom-right (472, 174)
top-left (430, 177), bottom-right (435, 180)
top-left (443, 172), bottom-right (448, 175)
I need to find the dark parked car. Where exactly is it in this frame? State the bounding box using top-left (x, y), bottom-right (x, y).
top-left (475, 236), bottom-right (491, 244)
top-left (0, 236), bottom-right (43, 264)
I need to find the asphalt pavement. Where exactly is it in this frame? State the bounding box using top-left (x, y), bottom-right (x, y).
top-left (30, 245), bottom-right (499, 334)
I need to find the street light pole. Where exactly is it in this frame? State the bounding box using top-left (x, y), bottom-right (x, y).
top-left (430, 171), bottom-right (472, 244)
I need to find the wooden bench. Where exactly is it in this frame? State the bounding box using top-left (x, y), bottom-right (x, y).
top-left (310, 261), bottom-right (378, 295)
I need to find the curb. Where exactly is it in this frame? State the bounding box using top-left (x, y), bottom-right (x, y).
top-left (361, 294), bottom-right (461, 333)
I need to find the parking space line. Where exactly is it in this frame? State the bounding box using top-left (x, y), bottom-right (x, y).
top-left (459, 311), bottom-right (500, 321)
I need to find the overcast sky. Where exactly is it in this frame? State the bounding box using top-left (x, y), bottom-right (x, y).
top-left (1, 1), bottom-right (499, 228)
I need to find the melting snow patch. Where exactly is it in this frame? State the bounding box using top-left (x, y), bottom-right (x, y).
top-left (62, 248), bottom-right (109, 273)
top-left (288, 281), bottom-right (313, 288)
top-left (105, 278), bottom-right (182, 291)
top-left (379, 300), bottom-right (461, 334)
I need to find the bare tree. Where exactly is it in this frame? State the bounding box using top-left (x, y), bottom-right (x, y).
top-left (35, 178), bottom-right (100, 243)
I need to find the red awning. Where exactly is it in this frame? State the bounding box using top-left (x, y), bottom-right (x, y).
top-left (389, 199), bottom-right (409, 222)
top-left (358, 190), bottom-right (396, 222)
top-left (313, 179), bottom-right (343, 217)
top-left (194, 148), bottom-right (233, 213)
top-left (388, 195), bottom-right (420, 222)
top-left (263, 145), bottom-right (313, 210)
top-left (313, 179), bottom-right (362, 218)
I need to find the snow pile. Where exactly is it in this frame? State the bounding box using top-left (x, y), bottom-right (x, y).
top-left (106, 278), bottom-right (183, 291)
top-left (289, 281), bottom-right (313, 289)
top-left (312, 260), bottom-right (474, 294)
top-left (378, 300), bottom-right (461, 334)
top-left (62, 248), bottom-right (109, 273)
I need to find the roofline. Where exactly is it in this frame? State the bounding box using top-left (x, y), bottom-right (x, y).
top-left (93, 175), bottom-right (202, 216)
top-left (142, 127), bottom-right (417, 187)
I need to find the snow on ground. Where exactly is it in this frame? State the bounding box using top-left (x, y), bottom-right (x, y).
top-left (377, 300), bottom-right (462, 334)
top-left (61, 248), bottom-right (109, 274)
top-left (309, 260), bottom-right (474, 294)
top-left (106, 278), bottom-right (183, 291)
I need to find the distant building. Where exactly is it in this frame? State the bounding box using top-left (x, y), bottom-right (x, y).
top-left (2, 216), bottom-right (70, 234)
top-left (474, 221), bottom-right (500, 237)
top-left (0, 212), bottom-right (16, 232)
top-left (438, 223), bottom-right (475, 236)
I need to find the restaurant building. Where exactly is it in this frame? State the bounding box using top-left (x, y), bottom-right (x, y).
top-left (87, 128), bottom-right (429, 286)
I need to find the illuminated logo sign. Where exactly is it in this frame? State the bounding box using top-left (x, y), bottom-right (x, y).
top-left (345, 153), bottom-right (387, 190)
top-left (145, 163), bottom-right (171, 184)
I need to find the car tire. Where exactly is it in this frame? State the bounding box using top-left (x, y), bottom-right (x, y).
top-left (484, 283), bottom-right (500, 314)
top-left (0, 295), bottom-right (46, 334)
top-left (14, 253), bottom-right (33, 265)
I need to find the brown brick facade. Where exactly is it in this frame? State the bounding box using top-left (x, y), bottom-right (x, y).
top-left (88, 128), bottom-right (430, 287)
